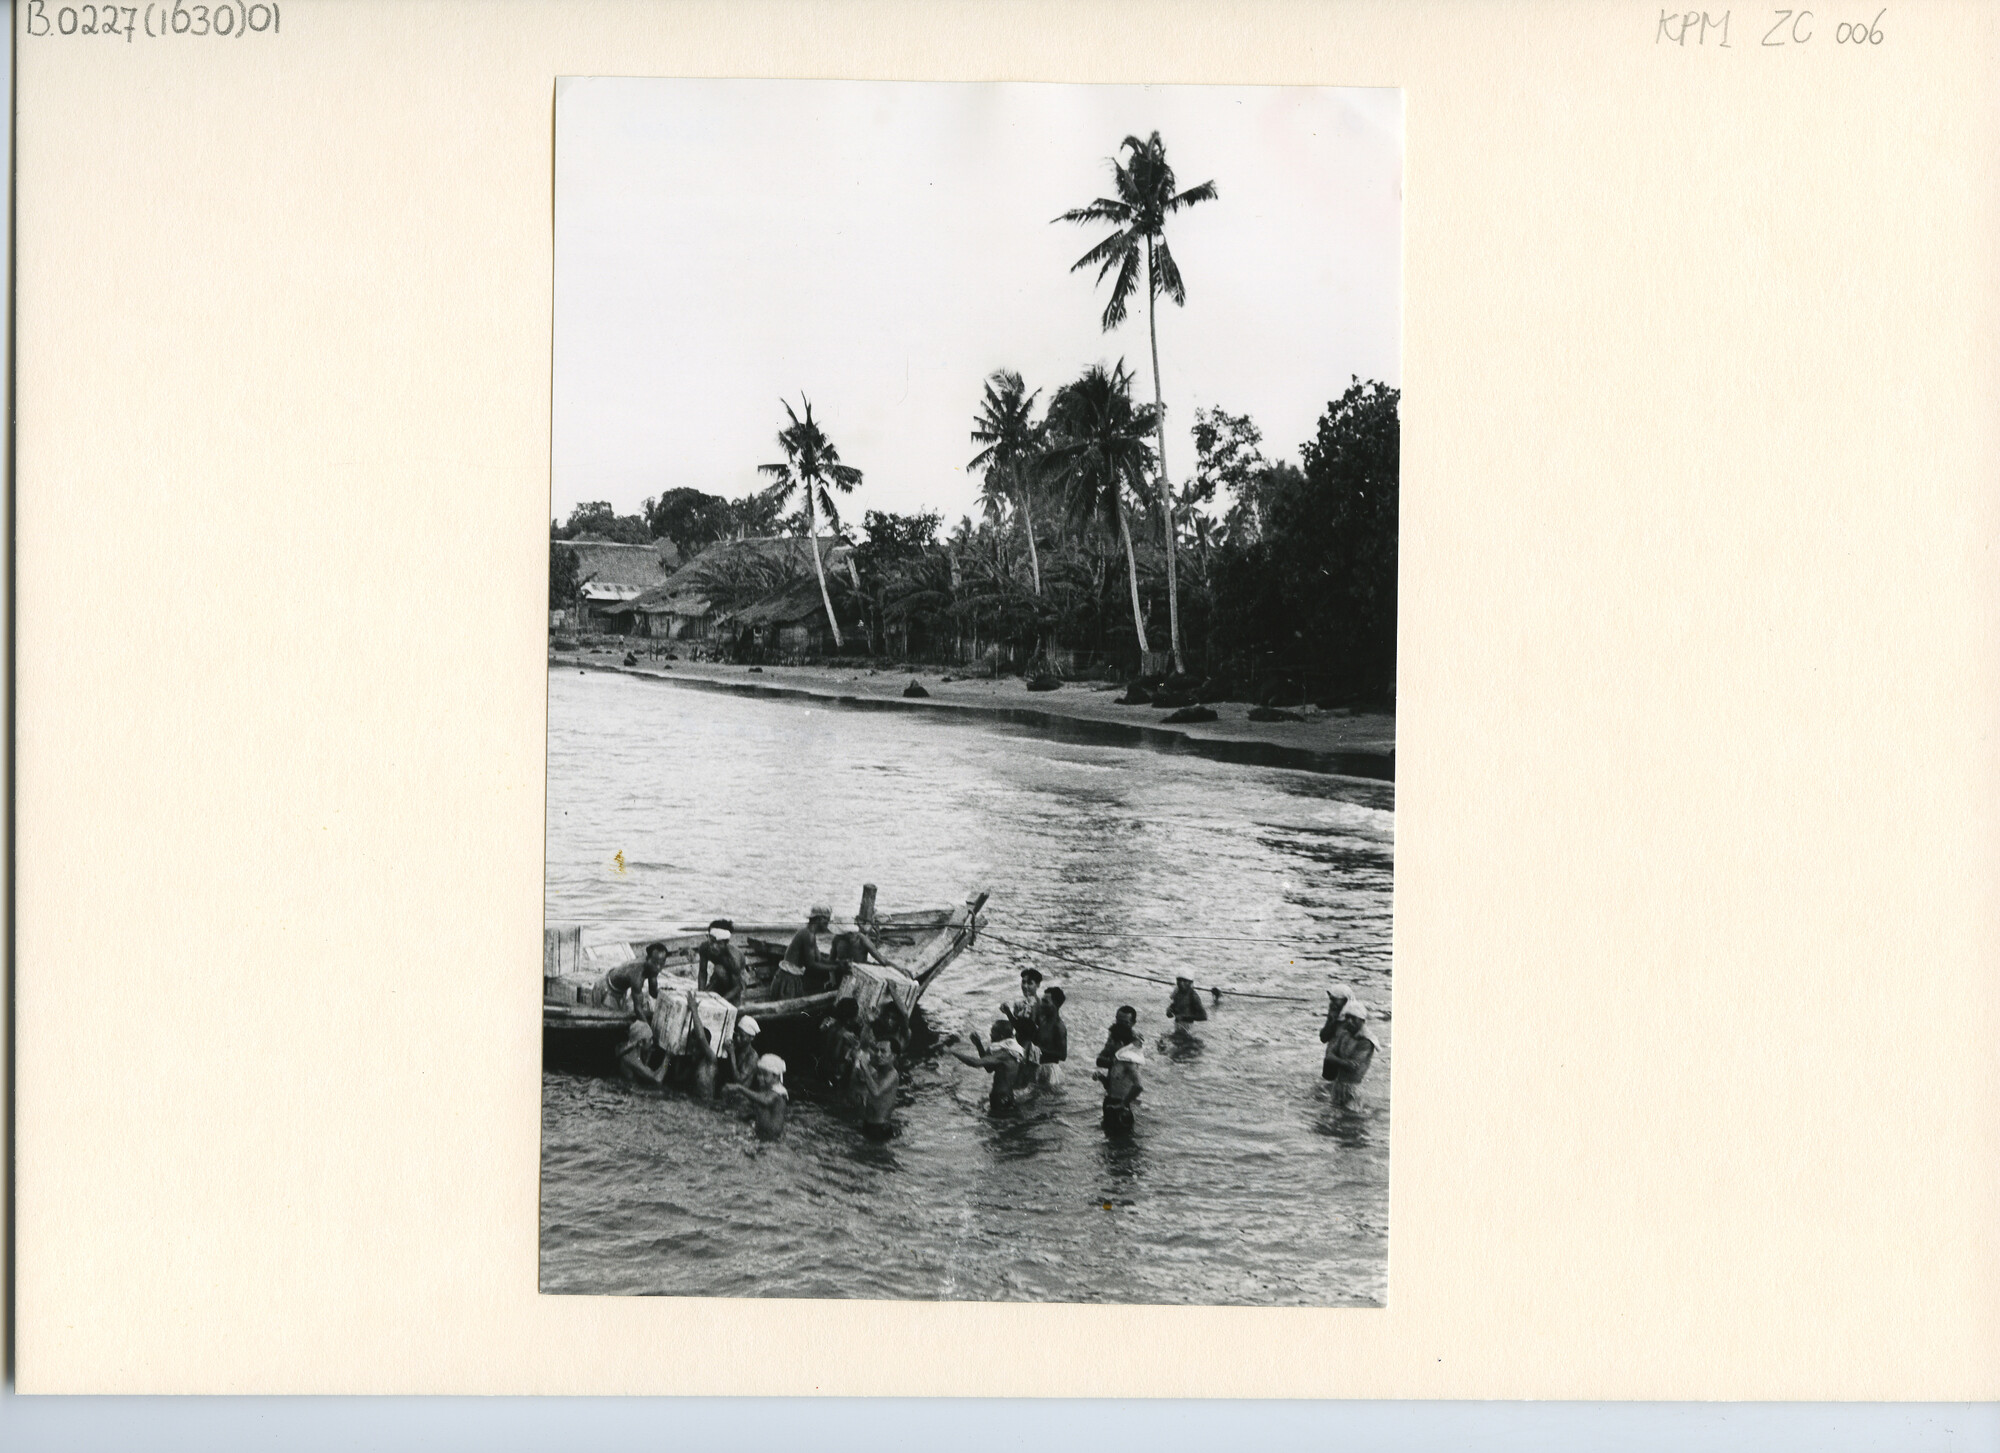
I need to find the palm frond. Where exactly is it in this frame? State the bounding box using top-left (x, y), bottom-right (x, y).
top-left (1069, 226), bottom-right (1137, 277)
top-left (1101, 247), bottom-right (1141, 329)
top-left (1151, 240), bottom-right (1187, 307)
top-left (1054, 197), bottom-right (1132, 226)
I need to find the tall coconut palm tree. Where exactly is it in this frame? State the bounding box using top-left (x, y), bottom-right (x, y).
top-left (757, 396), bottom-right (862, 648)
top-left (1057, 130), bottom-right (1216, 675)
top-left (968, 370), bottom-right (1045, 595)
top-left (1041, 362), bottom-right (1159, 658)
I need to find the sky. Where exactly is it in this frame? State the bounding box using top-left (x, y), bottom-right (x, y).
top-left (553, 79), bottom-right (1401, 529)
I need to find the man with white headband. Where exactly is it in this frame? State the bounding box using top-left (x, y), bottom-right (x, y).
top-left (724, 1015), bottom-right (762, 1088)
top-left (694, 918), bottom-right (747, 1005)
top-left (1321, 996), bottom-right (1378, 1104)
top-left (1319, 980), bottom-right (1357, 1075)
top-left (723, 1052), bottom-right (790, 1140)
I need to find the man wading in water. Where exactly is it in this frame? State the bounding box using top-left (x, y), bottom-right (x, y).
top-left (1029, 985), bottom-right (1068, 1089)
top-left (1003, 968), bottom-right (1046, 1073)
top-left (950, 1018), bottom-right (1030, 1114)
top-left (1166, 974), bottom-right (1208, 1036)
top-left (723, 1015), bottom-right (761, 1089)
top-left (615, 1021), bottom-right (667, 1091)
top-left (1096, 1005), bottom-right (1141, 1068)
top-left (1094, 1023), bottom-right (1145, 1134)
top-left (854, 1038), bottom-right (900, 1142)
top-left (723, 1054), bottom-right (790, 1140)
top-left (1320, 998), bottom-right (1379, 1105)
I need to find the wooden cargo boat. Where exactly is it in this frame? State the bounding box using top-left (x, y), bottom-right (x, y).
top-left (543, 886), bottom-right (988, 1073)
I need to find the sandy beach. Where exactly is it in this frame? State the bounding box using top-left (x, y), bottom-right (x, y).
top-left (550, 646), bottom-right (1395, 778)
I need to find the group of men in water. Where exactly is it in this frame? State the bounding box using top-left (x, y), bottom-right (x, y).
top-left (947, 966), bottom-right (1379, 1131)
top-left (606, 919), bottom-right (786, 1138)
top-left (602, 909), bottom-right (1381, 1144)
top-left (605, 909), bottom-right (917, 1142)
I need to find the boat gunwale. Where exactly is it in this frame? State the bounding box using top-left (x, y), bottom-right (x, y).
top-left (544, 893), bottom-right (987, 1034)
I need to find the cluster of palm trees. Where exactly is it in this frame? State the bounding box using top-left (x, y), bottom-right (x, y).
top-left (960, 131), bottom-right (1216, 673)
top-left (971, 361), bottom-right (1162, 663)
top-left (757, 130), bottom-right (1216, 671)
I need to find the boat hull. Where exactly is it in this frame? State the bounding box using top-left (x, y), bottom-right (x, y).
top-left (542, 891), bottom-right (985, 1079)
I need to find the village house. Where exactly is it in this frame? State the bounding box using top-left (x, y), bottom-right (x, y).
top-left (722, 577), bottom-right (856, 656)
top-left (553, 537), bottom-right (678, 634)
top-left (629, 535), bottom-right (855, 645)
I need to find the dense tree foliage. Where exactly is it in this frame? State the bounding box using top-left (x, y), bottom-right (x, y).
top-left (1204, 381), bottom-right (1399, 699)
top-left (643, 488), bottom-right (736, 558)
top-left (847, 378), bottom-right (1396, 702)
top-left (549, 540), bottom-right (580, 609)
top-left (552, 501), bottom-right (650, 544)
top-left (552, 483), bottom-right (802, 552)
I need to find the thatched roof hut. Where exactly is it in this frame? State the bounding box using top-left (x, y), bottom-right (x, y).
top-left (659, 535), bottom-right (850, 594)
top-left (628, 535), bottom-right (853, 641)
top-left (555, 537), bottom-right (678, 632)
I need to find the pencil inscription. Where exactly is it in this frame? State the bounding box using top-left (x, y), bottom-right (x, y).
top-left (1655, 9), bottom-right (1888, 47)
top-left (24, 0), bottom-right (279, 40)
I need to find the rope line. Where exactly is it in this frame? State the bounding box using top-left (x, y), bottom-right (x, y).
top-left (979, 929), bottom-right (1325, 1006)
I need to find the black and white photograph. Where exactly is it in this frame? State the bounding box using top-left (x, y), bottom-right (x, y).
top-left (540, 79), bottom-right (1401, 1305)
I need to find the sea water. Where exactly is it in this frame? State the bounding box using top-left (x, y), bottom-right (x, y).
top-left (540, 667), bottom-right (1393, 1305)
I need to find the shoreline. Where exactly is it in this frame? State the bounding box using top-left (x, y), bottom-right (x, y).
top-left (551, 650), bottom-right (1395, 783)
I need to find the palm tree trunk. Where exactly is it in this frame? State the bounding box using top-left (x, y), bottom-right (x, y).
top-left (1145, 239), bottom-right (1186, 677)
top-left (807, 490), bottom-right (844, 649)
top-left (1016, 468), bottom-right (1043, 595)
top-left (1115, 503), bottom-right (1152, 657)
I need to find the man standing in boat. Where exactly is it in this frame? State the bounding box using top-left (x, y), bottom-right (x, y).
top-left (602, 941), bottom-right (674, 1016)
top-left (695, 919), bottom-right (748, 1005)
top-left (774, 904), bottom-right (840, 998)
